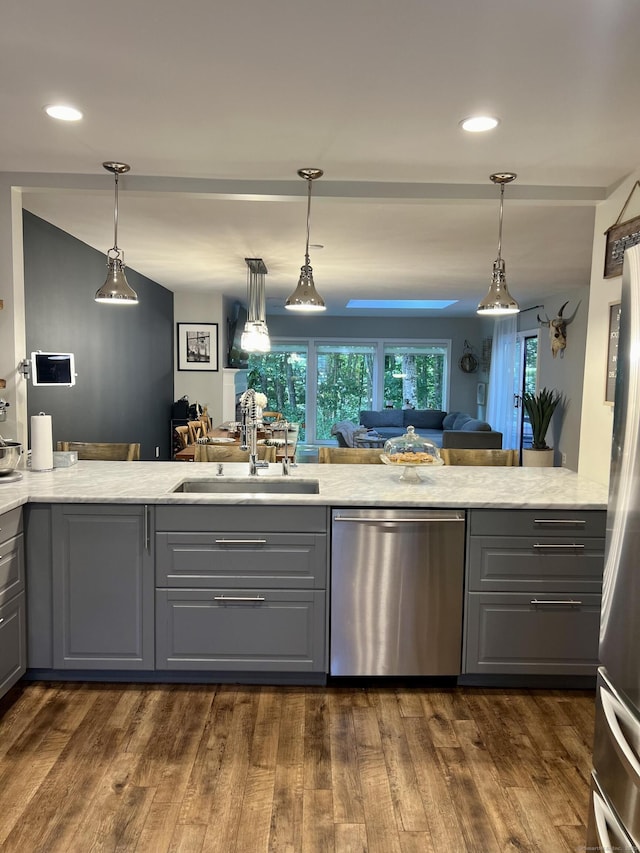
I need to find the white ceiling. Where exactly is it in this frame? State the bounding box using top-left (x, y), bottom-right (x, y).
top-left (4, 0), bottom-right (640, 316)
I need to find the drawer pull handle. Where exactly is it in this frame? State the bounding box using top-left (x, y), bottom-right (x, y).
top-left (213, 595), bottom-right (266, 602)
top-left (532, 543), bottom-right (585, 549)
top-left (0, 617), bottom-right (4, 625)
top-left (214, 538), bottom-right (268, 545)
top-left (533, 519), bottom-right (586, 525)
top-left (530, 599), bottom-right (583, 607)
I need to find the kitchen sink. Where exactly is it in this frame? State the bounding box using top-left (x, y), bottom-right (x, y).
top-left (172, 478), bottom-right (320, 494)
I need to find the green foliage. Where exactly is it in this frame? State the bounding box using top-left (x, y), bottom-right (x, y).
top-left (247, 350), bottom-right (307, 437)
top-left (383, 354), bottom-right (445, 410)
top-left (522, 387), bottom-right (562, 450)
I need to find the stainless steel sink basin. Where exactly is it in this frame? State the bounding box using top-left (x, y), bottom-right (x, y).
top-left (172, 478), bottom-right (320, 494)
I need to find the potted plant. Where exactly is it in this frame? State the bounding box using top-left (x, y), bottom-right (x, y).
top-left (522, 387), bottom-right (562, 467)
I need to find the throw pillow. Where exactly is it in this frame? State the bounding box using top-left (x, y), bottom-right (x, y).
top-left (442, 412), bottom-right (459, 429)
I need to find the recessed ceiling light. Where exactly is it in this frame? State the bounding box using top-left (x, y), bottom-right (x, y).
top-left (460, 115), bottom-right (500, 133)
top-left (44, 104), bottom-right (83, 122)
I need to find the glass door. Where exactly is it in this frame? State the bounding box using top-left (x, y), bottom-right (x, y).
top-left (514, 330), bottom-right (539, 451)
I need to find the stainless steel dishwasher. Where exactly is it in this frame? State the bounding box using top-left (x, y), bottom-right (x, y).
top-left (330, 508), bottom-right (466, 676)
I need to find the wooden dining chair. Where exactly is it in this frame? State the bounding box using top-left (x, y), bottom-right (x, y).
top-left (318, 446), bottom-right (384, 464)
top-left (173, 425), bottom-right (191, 450)
top-left (440, 448), bottom-right (519, 466)
top-left (194, 444), bottom-right (277, 463)
top-left (261, 411), bottom-right (283, 423)
top-left (187, 420), bottom-right (205, 443)
top-left (56, 441), bottom-right (140, 461)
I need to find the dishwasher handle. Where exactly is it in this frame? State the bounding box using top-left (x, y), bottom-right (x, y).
top-left (333, 514), bottom-right (464, 523)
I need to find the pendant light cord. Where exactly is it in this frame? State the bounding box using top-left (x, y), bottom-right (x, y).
top-left (304, 177), bottom-right (312, 267)
top-left (496, 182), bottom-right (505, 262)
top-left (111, 171), bottom-right (120, 257)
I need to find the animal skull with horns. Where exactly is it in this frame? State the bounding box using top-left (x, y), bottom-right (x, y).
top-left (537, 301), bottom-right (580, 358)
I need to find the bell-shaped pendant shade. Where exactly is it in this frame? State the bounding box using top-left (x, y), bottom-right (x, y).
top-left (95, 256), bottom-right (139, 304)
top-left (286, 168), bottom-right (326, 312)
top-left (285, 265), bottom-right (326, 311)
top-left (95, 161), bottom-right (138, 305)
top-left (477, 172), bottom-right (519, 316)
top-left (477, 259), bottom-right (519, 315)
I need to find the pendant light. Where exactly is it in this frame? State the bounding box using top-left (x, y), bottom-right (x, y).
top-left (285, 168), bottom-right (326, 311)
top-left (477, 172), bottom-right (520, 316)
top-left (240, 258), bottom-right (271, 353)
top-left (95, 161), bottom-right (138, 305)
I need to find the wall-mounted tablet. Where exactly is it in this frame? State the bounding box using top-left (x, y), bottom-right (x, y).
top-left (31, 352), bottom-right (76, 387)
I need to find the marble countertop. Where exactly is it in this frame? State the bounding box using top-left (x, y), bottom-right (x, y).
top-left (0, 461), bottom-right (609, 514)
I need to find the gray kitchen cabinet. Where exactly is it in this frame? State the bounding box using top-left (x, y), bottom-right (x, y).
top-left (51, 504), bottom-right (154, 670)
top-left (464, 509), bottom-right (606, 676)
top-left (155, 505), bottom-right (328, 673)
top-left (0, 507), bottom-right (26, 699)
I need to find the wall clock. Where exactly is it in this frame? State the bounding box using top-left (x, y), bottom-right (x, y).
top-left (458, 340), bottom-right (479, 373)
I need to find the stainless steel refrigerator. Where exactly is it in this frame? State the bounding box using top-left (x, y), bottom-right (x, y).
top-left (587, 242), bottom-right (640, 850)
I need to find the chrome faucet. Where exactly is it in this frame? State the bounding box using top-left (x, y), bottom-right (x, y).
top-left (274, 419), bottom-right (295, 475)
top-left (239, 389), bottom-right (269, 475)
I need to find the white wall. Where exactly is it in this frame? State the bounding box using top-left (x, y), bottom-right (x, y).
top-left (579, 168), bottom-right (640, 485)
top-left (536, 285), bottom-right (589, 471)
top-left (173, 291), bottom-right (225, 426)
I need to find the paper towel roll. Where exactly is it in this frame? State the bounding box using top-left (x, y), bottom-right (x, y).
top-left (31, 412), bottom-right (53, 471)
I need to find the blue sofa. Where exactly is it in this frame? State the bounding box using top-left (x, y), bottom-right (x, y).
top-left (356, 409), bottom-right (502, 449)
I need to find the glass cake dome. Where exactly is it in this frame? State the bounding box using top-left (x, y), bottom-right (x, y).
top-left (381, 425), bottom-right (443, 482)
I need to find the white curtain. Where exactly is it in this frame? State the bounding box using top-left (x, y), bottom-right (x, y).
top-left (486, 315), bottom-right (518, 448)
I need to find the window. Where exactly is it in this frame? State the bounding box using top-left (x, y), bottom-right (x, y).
top-left (315, 343), bottom-right (376, 440)
top-left (383, 343), bottom-right (449, 410)
top-left (247, 342), bottom-right (308, 436)
top-left (248, 337), bottom-right (450, 444)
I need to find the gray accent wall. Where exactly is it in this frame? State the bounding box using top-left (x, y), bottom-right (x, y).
top-left (23, 211), bottom-right (174, 460)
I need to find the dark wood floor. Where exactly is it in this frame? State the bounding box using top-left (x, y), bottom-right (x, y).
top-left (0, 681), bottom-right (595, 852)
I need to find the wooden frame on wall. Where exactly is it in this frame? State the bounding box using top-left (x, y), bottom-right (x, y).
top-left (604, 181), bottom-right (640, 279)
top-left (177, 322), bottom-right (219, 372)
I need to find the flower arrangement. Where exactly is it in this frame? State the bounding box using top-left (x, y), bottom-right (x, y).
top-left (254, 392), bottom-right (268, 408)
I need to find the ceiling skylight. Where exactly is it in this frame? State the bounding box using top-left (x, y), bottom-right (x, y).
top-left (346, 299), bottom-right (458, 310)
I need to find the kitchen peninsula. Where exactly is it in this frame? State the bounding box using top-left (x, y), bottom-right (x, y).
top-left (1, 461), bottom-right (608, 699)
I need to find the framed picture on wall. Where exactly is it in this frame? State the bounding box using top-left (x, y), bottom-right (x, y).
top-left (177, 322), bottom-right (219, 372)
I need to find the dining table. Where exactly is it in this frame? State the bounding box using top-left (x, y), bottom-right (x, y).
top-left (174, 425), bottom-right (293, 462)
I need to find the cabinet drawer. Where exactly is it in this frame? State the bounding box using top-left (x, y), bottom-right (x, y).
top-left (464, 591), bottom-right (600, 675)
top-left (156, 532), bottom-right (327, 588)
top-left (0, 507), bottom-right (23, 547)
top-left (470, 509), bottom-right (605, 538)
top-left (155, 505), bottom-right (327, 533)
top-left (468, 536), bottom-right (604, 592)
top-left (156, 588), bottom-right (326, 671)
top-left (0, 592), bottom-right (26, 698)
top-left (0, 534), bottom-right (24, 605)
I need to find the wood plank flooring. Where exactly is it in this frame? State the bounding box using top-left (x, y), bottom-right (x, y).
top-left (0, 681), bottom-right (595, 852)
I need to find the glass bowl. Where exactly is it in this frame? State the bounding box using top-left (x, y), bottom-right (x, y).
top-left (380, 426), bottom-right (443, 482)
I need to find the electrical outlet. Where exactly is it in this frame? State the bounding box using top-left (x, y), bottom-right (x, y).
top-left (561, 452), bottom-right (567, 466)
top-left (155, 446), bottom-right (160, 458)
